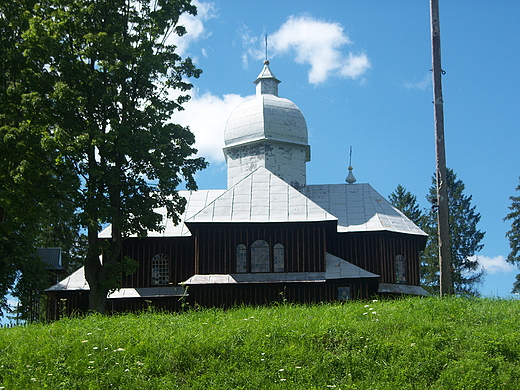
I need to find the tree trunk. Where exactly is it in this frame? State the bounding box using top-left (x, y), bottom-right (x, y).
top-left (84, 225), bottom-right (108, 314)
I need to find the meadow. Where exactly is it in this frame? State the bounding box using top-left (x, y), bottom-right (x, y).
top-left (1, 297), bottom-right (519, 389)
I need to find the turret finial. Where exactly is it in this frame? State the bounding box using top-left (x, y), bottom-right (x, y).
top-left (345, 146), bottom-right (357, 184)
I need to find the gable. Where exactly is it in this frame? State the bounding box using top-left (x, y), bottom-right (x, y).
top-left (186, 167), bottom-right (337, 224)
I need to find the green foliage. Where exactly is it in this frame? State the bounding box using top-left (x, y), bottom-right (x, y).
top-left (0, 0), bottom-right (82, 316)
top-left (389, 170), bottom-right (485, 296)
top-left (1, 0), bottom-right (207, 313)
top-left (1, 298), bottom-right (520, 389)
top-left (504, 178), bottom-right (520, 293)
top-left (422, 169), bottom-right (485, 296)
top-left (388, 184), bottom-right (425, 228)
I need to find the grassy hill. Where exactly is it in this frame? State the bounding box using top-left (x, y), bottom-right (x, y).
top-left (1, 297), bottom-right (520, 389)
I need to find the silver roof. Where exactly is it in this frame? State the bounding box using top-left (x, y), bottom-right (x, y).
top-left (99, 189), bottom-right (225, 238)
top-left (45, 266), bottom-right (185, 298)
top-left (186, 167), bottom-right (337, 224)
top-left (378, 283), bottom-right (431, 296)
top-left (304, 183), bottom-right (427, 236)
top-left (100, 180), bottom-right (425, 237)
top-left (37, 247), bottom-right (64, 270)
top-left (45, 266), bottom-right (89, 292)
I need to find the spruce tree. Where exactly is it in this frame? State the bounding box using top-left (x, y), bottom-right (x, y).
top-left (504, 178), bottom-right (520, 293)
top-left (423, 169), bottom-right (485, 295)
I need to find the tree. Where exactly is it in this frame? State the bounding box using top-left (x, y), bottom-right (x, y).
top-left (504, 178), bottom-right (520, 293)
top-left (422, 168), bottom-right (485, 295)
top-left (5, 0), bottom-right (207, 313)
top-left (388, 184), bottom-right (425, 227)
top-left (0, 0), bottom-right (82, 316)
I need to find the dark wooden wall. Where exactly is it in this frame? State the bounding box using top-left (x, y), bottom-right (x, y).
top-left (327, 231), bottom-right (425, 285)
top-left (187, 279), bottom-right (380, 308)
top-left (119, 237), bottom-right (195, 287)
top-left (188, 222), bottom-right (335, 275)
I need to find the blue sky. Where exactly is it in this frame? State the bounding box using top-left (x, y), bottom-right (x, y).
top-left (170, 0), bottom-right (520, 297)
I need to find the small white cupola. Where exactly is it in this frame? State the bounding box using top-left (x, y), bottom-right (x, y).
top-left (254, 60), bottom-right (280, 96)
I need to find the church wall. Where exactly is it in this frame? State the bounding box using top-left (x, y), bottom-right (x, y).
top-left (119, 237), bottom-right (195, 288)
top-left (189, 222), bottom-right (332, 275)
top-left (187, 278), bottom-right (379, 308)
top-left (327, 232), bottom-right (424, 286)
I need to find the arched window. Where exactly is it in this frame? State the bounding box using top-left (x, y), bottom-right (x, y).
top-left (395, 254), bottom-right (406, 284)
top-left (236, 244), bottom-right (247, 273)
top-left (273, 243), bottom-right (285, 272)
top-left (151, 253), bottom-right (170, 285)
top-left (251, 240), bottom-right (270, 272)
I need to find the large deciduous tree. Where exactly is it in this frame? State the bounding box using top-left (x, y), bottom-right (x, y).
top-left (0, 0), bottom-right (81, 316)
top-left (504, 178), bottom-right (520, 293)
top-left (4, 0), bottom-right (206, 313)
top-left (423, 168), bottom-right (485, 295)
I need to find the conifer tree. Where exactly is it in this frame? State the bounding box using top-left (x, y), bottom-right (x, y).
top-left (388, 184), bottom-right (425, 227)
top-left (504, 178), bottom-right (520, 293)
top-left (423, 169), bottom-right (485, 295)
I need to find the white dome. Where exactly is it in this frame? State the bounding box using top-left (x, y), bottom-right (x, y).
top-left (224, 94), bottom-right (308, 147)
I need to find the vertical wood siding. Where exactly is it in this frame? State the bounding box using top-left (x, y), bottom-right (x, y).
top-left (119, 237), bottom-right (195, 287)
top-left (189, 222), bottom-right (333, 275)
top-left (327, 232), bottom-right (424, 285)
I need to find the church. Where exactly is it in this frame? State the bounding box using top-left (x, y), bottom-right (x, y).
top-left (46, 61), bottom-right (429, 315)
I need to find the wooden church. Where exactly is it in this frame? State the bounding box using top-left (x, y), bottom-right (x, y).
top-left (46, 61), bottom-right (429, 315)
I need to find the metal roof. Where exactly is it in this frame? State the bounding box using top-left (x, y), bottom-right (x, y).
top-left (378, 283), bottom-right (431, 296)
top-left (303, 183), bottom-right (428, 236)
top-left (37, 247), bottom-right (64, 270)
top-left (45, 266), bottom-right (89, 292)
top-left (186, 167), bottom-right (337, 224)
top-left (45, 266), bottom-right (185, 298)
top-left (99, 189), bottom-right (225, 238)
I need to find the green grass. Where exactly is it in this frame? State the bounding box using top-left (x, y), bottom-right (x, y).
top-left (1, 297), bottom-right (520, 389)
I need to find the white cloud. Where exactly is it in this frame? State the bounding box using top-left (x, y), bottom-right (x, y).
top-left (475, 255), bottom-right (516, 274)
top-left (168, 0), bottom-right (217, 57)
top-left (244, 15), bottom-right (370, 85)
top-left (404, 73), bottom-right (431, 90)
top-left (173, 91), bottom-right (253, 164)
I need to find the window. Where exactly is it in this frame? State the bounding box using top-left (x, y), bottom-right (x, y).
top-left (338, 287), bottom-right (351, 301)
top-left (273, 243), bottom-right (285, 272)
top-left (251, 240), bottom-right (270, 272)
top-left (151, 253), bottom-right (170, 285)
top-left (395, 254), bottom-right (406, 284)
top-left (236, 244), bottom-right (247, 273)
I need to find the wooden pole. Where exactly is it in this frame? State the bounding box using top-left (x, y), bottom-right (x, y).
top-left (430, 0), bottom-right (452, 296)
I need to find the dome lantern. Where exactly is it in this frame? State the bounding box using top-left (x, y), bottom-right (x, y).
top-left (254, 60), bottom-right (280, 96)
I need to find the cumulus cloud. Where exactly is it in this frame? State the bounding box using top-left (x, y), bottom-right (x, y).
top-left (475, 255), bottom-right (516, 275)
top-left (244, 15), bottom-right (370, 85)
top-left (173, 91), bottom-right (253, 164)
top-left (168, 0), bottom-right (216, 57)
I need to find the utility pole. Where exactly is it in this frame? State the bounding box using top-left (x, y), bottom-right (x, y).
top-left (430, 0), bottom-right (452, 296)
